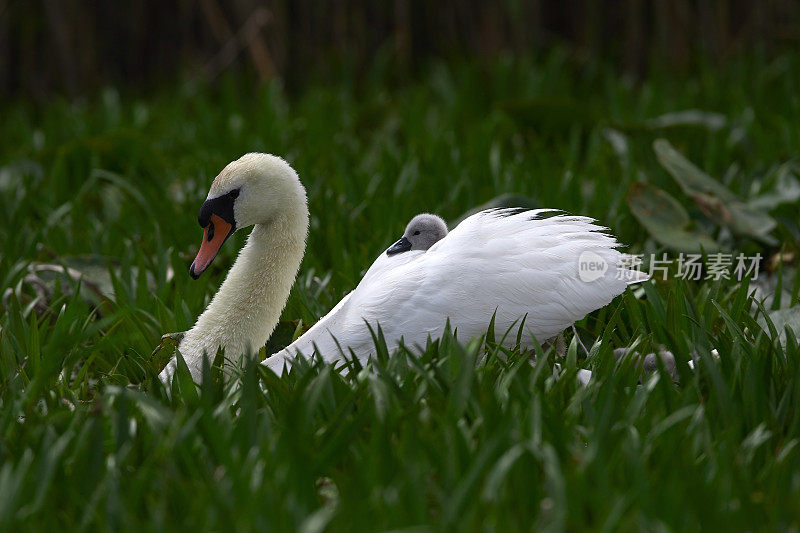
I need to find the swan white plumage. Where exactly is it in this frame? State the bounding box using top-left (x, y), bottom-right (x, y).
top-left (261, 214), bottom-right (450, 373)
top-left (264, 207), bottom-right (647, 374)
top-left (159, 153), bottom-right (647, 384)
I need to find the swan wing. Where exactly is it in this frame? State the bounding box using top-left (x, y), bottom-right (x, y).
top-left (267, 209), bottom-right (646, 370)
top-left (264, 248), bottom-right (426, 370)
top-left (334, 209), bottom-right (642, 352)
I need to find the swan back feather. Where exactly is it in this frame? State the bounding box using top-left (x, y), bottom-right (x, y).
top-left (267, 208), bottom-right (646, 372)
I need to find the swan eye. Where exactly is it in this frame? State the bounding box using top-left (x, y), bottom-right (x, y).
top-left (413, 231), bottom-right (420, 236)
top-left (229, 189), bottom-right (240, 199)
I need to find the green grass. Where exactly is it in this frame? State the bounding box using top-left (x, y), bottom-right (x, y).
top-left (2, 49), bottom-right (800, 530)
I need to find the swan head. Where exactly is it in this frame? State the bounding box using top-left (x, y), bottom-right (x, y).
top-left (190, 153), bottom-right (305, 279)
top-left (386, 213), bottom-right (448, 255)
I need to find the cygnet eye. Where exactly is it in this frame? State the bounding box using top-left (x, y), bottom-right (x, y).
top-left (413, 230), bottom-right (420, 236)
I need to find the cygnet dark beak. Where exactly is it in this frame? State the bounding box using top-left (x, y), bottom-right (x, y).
top-left (386, 236), bottom-right (412, 256)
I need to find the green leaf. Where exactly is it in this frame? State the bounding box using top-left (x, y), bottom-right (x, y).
top-left (653, 139), bottom-right (777, 244)
top-left (627, 182), bottom-right (720, 252)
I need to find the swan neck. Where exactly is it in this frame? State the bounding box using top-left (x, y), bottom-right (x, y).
top-left (179, 199), bottom-right (308, 368)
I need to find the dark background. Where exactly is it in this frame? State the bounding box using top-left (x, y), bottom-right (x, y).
top-left (3, 0), bottom-right (799, 98)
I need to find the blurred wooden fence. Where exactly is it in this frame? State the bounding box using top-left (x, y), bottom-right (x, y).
top-left (1, 0), bottom-right (798, 97)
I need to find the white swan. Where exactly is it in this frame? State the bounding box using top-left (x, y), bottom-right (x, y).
top-left (159, 153), bottom-right (309, 383)
top-left (159, 153), bottom-right (647, 384)
top-left (264, 207), bottom-right (647, 374)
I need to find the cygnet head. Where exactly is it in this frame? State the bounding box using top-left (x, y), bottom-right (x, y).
top-left (190, 153), bottom-right (306, 279)
top-left (386, 213), bottom-right (448, 256)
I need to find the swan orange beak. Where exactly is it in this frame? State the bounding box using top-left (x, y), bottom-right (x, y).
top-left (190, 214), bottom-right (235, 279)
